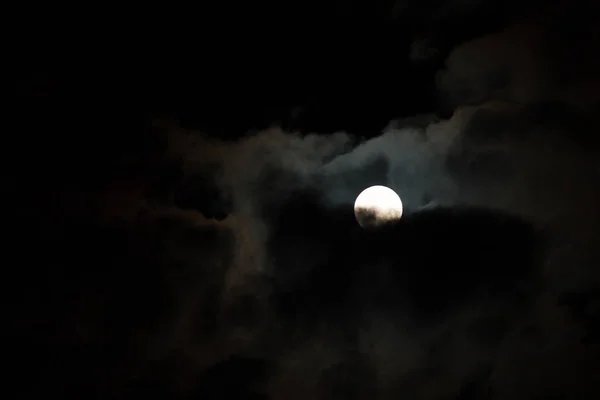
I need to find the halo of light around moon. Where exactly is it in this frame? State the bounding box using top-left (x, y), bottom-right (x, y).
top-left (354, 185), bottom-right (403, 229)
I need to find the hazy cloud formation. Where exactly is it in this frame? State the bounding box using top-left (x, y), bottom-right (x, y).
top-left (95, 8), bottom-right (600, 399)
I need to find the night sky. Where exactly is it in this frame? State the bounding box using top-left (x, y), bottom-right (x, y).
top-left (10, 1), bottom-right (600, 399)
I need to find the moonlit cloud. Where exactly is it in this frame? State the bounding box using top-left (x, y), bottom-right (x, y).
top-left (157, 92), bottom-right (600, 396)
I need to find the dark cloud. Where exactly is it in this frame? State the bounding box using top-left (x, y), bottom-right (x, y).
top-left (148, 96), bottom-right (599, 398)
top-left (435, 5), bottom-right (600, 115)
top-left (132, 32), bottom-right (600, 389)
top-left (22, 1), bottom-right (600, 398)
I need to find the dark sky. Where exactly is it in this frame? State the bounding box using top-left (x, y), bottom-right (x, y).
top-left (10, 1), bottom-right (600, 399)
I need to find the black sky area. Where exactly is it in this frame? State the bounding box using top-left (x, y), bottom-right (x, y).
top-left (9, 1), bottom-right (600, 399)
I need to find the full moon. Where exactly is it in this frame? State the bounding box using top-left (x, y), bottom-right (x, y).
top-left (354, 185), bottom-right (403, 229)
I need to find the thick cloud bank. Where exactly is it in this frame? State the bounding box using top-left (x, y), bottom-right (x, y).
top-left (154, 95), bottom-right (600, 398)
top-left (140, 12), bottom-right (600, 396)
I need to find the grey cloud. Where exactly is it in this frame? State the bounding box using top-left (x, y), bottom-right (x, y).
top-left (435, 9), bottom-right (600, 114)
top-left (164, 98), bottom-right (600, 290)
top-left (409, 37), bottom-right (441, 63)
top-left (147, 14), bottom-right (600, 394)
top-left (166, 107), bottom-right (598, 235)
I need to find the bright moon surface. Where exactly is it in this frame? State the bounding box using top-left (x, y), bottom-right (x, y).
top-left (354, 185), bottom-right (403, 229)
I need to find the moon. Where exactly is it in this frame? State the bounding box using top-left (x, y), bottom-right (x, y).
top-left (354, 185), bottom-right (403, 229)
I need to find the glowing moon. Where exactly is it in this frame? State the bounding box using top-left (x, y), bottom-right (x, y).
top-left (354, 185), bottom-right (403, 229)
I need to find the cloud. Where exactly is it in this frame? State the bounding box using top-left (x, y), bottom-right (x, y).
top-left (153, 89), bottom-right (600, 396)
top-left (435, 8), bottom-right (600, 114)
top-left (171, 103), bottom-right (598, 233)
top-left (67, 6), bottom-right (600, 397)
